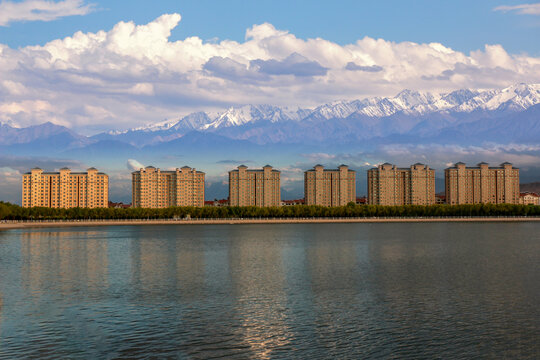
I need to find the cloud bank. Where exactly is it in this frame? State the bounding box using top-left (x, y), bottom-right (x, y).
top-left (1, 13), bottom-right (540, 132)
top-left (0, 0), bottom-right (95, 26)
top-left (494, 3), bottom-right (540, 15)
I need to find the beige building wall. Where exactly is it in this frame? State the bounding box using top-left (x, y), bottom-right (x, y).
top-left (229, 165), bottom-right (281, 207)
top-left (445, 162), bottom-right (519, 205)
top-left (22, 167), bottom-right (108, 208)
top-left (367, 163), bottom-right (435, 205)
top-left (132, 166), bottom-right (205, 208)
top-left (304, 165), bottom-right (356, 206)
top-left (519, 193), bottom-right (539, 205)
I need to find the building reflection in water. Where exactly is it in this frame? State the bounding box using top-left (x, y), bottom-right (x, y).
top-left (20, 230), bottom-right (108, 301)
top-left (128, 231), bottom-right (206, 302)
top-left (0, 290), bottom-right (3, 338)
top-left (226, 225), bottom-right (293, 359)
top-left (301, 224), bottom-right (376, 350)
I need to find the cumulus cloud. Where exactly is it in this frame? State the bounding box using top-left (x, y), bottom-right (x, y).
top-left (203, 56), bottom-right (264, 82)
top-left (250, 53), bottom-right (328, 77)
top-left (494, 3), bottom-right (540, 15)
top-left (127, 159), bottom-right (144, 171)
top-left (0, 0), bottom-right (95, 26)
top-left (1, 13), bottom-right (540, 132)
top-left (345, 62), bottom-right (383, 72)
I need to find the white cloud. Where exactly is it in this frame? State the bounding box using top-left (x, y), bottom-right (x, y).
top-left (127, 159), bottom-right (144, 171)
top-left (494, 3), bottom-right (540, 15)
top-left (0, 0), bottom-right (95, 26)
top-left (0, 13), bottom-right (540, 132)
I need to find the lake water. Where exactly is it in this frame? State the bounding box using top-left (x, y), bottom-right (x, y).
top-left (0, 223), bottom-right (539, 359)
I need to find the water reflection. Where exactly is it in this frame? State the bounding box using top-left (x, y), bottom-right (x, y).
top-left (0, 223), bottom-right (538, 358)
top-left (227, 226), bottom-right (292, 359)
top-left (129, 235), bottom-right (205, 302)
top-left (21, 230), bottom-right (108, 300)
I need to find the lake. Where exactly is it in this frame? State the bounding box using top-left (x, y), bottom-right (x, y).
top-left (0, 223), bottom-right (539, 358)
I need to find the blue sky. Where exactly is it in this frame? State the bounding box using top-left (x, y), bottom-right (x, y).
top-left (1, 0), bottom-right (539, 55)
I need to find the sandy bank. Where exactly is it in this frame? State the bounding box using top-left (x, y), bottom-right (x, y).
top-left (1, 217), bottom-right (540, 229)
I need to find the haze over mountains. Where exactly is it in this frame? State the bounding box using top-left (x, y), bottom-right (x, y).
top-left (91, 83), bottom-right (540, 147)
top-left (1, 83), bottom-right (539, 153)
top-left (1, 83), bottom-right (540, 203)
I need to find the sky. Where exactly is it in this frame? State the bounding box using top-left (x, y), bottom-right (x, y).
top-left (0, 0), bottom-right (539, 133)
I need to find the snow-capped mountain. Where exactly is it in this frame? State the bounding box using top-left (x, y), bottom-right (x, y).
top-left (457, 83), bottom-right (540, 112)
top-left (171, 112), bottom-right (213, 131)
top-left (112, 83), bottom-right (539, 136)
top-left (202, 105), bottom-right (307, 129)
top-left (3, 83), bottom-right (539, 152)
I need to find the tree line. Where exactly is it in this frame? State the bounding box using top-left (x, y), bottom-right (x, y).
top-left (1, 201), bottom-right (539, 220)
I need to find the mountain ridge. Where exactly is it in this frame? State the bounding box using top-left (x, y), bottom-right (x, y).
top-left (1, 83), bottom-right (539, 153)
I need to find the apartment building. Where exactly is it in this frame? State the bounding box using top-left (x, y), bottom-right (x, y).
top-left (22, 167), bottom-right (108, 208)
top-left (229, 165), bottom-right (281, 207)
top-left (519, 192), bottom-right (539, 205)
top-left (132, 166), bottom-right (205, 208)
top-left (304, 165), bottom-right (356, 206)
top-left (367, 163), bottom-right (435, 205)
top-left (444, 162), bottom-right (519, 205)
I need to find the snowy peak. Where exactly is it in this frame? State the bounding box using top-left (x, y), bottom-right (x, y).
top-left (458, 83), bottom-right (540, 112)
top-left (440, 89), bottom-right (480, 106)
top-left (171, 112), bottom-right (212, 131)
top-left (202, 104), bottom-right (303, 129)
top-left (311, 100), bottom-right (368, 119)
top-left (107, 83), bottom-right (540, 135)
top-left (393, 89), bottom-right (436, 108)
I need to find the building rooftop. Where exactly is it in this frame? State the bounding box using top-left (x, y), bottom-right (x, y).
top-left (25, 171), bottom-right (107, 175)
top-left (306, 167), bottom-right (356, 172)
top-left (446, 162), bottom-right (518, 170)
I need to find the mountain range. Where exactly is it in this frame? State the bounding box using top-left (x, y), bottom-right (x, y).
top-left (1, 83), bottom-right (540, 156)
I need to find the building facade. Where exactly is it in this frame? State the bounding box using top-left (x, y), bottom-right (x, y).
top-left (304, 165), bottom-right (356, 206)
top-left (229, 165), bottom-right (281, 207)
top-left (132, 166), bottom-right (205, 208)
top-left (444, 162), bottom-right (519, 205)
top-left (367, 163), bottom-right (435, 206)
top-left (22, 167), bottom-right (108, 208)
top-left (519, 192), bottom-right (539, 205)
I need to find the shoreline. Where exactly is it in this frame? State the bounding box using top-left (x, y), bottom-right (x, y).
top-left (1, 217), bottom-right (540, 229)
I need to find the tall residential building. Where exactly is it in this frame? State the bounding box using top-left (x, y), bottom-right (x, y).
top-left (22, 167), bottom-right (108, 208)
top-left (368, 163), bottom-right (435, 205)
top-left (132, 166), bottom-right (205, 208)
top-left (445, 162), bottom-right (519, 205)
top-left (304, 165), bottom-right (356, 206)
top-left (229, 165), bottom-right (281, 207)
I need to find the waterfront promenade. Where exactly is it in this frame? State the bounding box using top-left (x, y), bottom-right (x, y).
top-left (1, 216), bottom-right (540, 229)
